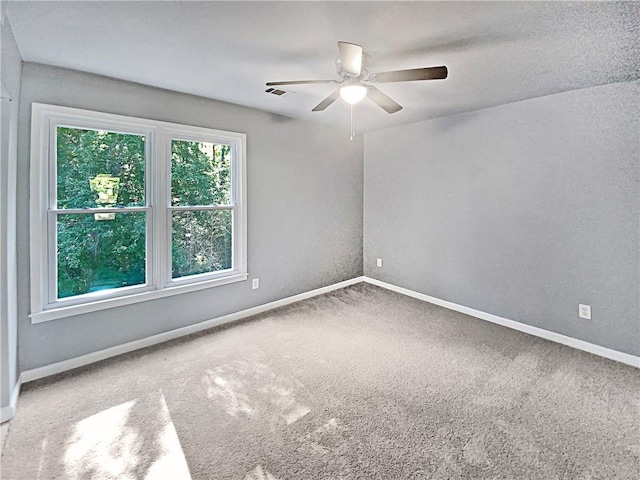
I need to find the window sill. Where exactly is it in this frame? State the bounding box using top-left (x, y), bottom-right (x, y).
top-left (30, 273), bottom-right (248, 324)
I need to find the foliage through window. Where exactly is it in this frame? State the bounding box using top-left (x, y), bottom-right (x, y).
top-left (30, 104), bottom-right (247, 321)
top-left (56, 128), bottom-right (147, 298)
top-left (170, 140), bottom-right (232, 279)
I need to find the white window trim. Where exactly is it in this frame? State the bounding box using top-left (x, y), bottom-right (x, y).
top-left (30, 103), bottom-right (247, 323)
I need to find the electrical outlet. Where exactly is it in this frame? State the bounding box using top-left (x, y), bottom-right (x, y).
top-left (376, 258), bottom-right (383, 268)
top-left (252, 278), bottom-right (260, 290)
top-left (579, 304), bottom-right (591, 320)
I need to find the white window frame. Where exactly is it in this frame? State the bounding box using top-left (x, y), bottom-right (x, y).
top-left (30, 103), bottom-right (247, 323)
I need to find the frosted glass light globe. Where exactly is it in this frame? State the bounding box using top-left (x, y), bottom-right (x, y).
top-left (340, 85), bottom-right (367, 104)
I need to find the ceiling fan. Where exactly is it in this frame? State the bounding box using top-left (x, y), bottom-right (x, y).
top-left (266, 41), bottom-right (448, 114)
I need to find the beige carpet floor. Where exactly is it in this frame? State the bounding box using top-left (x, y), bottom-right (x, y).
top-left (1, 283), bottom-right (639, 479)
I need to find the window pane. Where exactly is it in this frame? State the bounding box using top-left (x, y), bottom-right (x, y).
top-left (172, 209), bottom-right (232, 279)
top-left (171, 140), bottom-right (231, 206)
top-left (57, 127), bottom-right (146, 209)
top-left (56, 212), bottom-right (146, 299)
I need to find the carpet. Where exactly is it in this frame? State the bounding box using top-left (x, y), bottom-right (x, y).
top-left (1, 283), bottom-right (639, 479)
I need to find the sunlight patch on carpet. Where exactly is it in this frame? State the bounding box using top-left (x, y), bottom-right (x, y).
top-left (56, 391), bottom-right (191, 480)
top-left (202, 369), bottom-right (254, 417)
top-left (283, 404), bottom-right (311, 425)
top-left (202, 360), bottom-right (311, 424)
top-left (244, 464), bottom-right (280, 480)
top-left (300, 417), bottom-right (348, 454)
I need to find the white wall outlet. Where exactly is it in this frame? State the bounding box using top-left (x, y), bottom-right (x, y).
top-left (579, 304), bottom-right (591, 320)
top-left (376, 258), bottom-right (383, 268)
top-left (252, 278), bottom-right (260, 290)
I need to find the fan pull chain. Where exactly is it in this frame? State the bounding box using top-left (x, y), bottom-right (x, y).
top-left (350, 104), bottom-right (355, 141)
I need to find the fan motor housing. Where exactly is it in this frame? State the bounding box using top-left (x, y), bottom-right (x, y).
top-left (336, 53), bottom-right (372, 78)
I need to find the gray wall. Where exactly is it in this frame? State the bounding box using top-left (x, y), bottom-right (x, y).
top-left (10, 63), bottom-right (640, 375)
top-left (364, 81), bottom-right (640, 356)
top-left (17, 63), bottom-right (363, 371)
top-left (1, 14), bottom-right (22, 418)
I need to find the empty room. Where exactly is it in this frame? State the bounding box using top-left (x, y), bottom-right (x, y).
top-left (1, 1), bottom-right (638, 479)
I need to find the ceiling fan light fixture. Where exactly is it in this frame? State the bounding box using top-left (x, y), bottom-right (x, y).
top-left (340, 84), bottom-right (367, 105)
top-left (266, 41), bottom-right (446, 115)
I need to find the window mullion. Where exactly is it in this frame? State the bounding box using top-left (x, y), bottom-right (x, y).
top-left (49, 206), bottom-right (149, 214)
top-left (145, 128), bottom-right (155, 290)
top-left (152, 128), bottom-right (169, 290)
top-left (169, 205), bottom-right (233, 211)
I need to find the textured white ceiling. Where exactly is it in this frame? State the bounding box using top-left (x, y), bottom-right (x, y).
top-left (7, 1), bottom-right (640, 132)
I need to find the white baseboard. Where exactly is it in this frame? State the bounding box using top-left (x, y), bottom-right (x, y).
top-left (364, 276), bottom-right (640, 368)
top-left (21, 277), bottom-right (365, 384)
top-left (15, 274), bottom-right (638, 413)
top-left (0, 374), bottom-right (22, 423)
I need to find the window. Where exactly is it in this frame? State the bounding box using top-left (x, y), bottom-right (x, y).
top-left (30, 104), bottom-right (247, 322)
top-left (168, 135), bottom-right (234, 282)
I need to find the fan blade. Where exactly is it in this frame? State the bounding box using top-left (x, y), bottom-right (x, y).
top-left (266, 79), bottom-right (336, 87)
top-left (370, 66), bottom-right (448, 83)
top-left (366, 85), bottom-right (403, 114)
top-left (312, 89), bottom-right (341, 112)
top-left (338, 41), bottom-right (363, 76)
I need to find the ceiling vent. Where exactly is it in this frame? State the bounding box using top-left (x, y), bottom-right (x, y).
top-left (265, 87), bottom-right (287, 96)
